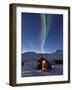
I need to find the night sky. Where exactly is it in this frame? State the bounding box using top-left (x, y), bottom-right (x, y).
top-left (21, 13), bottom-right (63, 53)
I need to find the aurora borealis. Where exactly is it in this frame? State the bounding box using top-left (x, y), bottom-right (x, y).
top-left (41, 14), bottom-right (52, 53)
top-left (41, 14), bottom-right (46, 53)
top-left (21, 13), bottom-right (63, 53)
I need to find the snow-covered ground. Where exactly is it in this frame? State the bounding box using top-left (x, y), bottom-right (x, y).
top-left (21, 64), bottom-right (63, 77)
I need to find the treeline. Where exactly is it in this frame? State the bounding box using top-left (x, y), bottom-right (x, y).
top-left (54, 60), bottom-right (63, 64)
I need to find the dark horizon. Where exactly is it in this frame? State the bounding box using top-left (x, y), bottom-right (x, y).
top-left (22, 49), bottom-right (63, 54)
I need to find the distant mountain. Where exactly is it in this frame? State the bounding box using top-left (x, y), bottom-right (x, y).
top-left (52, 50), bottom-right (63, 55)
top-left (22, 50), bottom-right (63, 61)
top-left (51, 50), bottom-right (63, 60)
top-left (22, 52), bottom-right (40, 61)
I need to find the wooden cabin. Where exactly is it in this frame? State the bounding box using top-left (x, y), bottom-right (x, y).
top-left (37, 57), bottom-right (52, 72)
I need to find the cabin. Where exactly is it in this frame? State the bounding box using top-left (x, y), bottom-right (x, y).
top-left (37, 57), bottom-right (52, 72)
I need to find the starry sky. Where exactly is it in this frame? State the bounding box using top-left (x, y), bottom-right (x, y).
top-left (21, 13), bottom-right (63, 53)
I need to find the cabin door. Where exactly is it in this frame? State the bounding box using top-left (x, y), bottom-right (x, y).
top-left (42, 60), bottom-right (46, 71)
